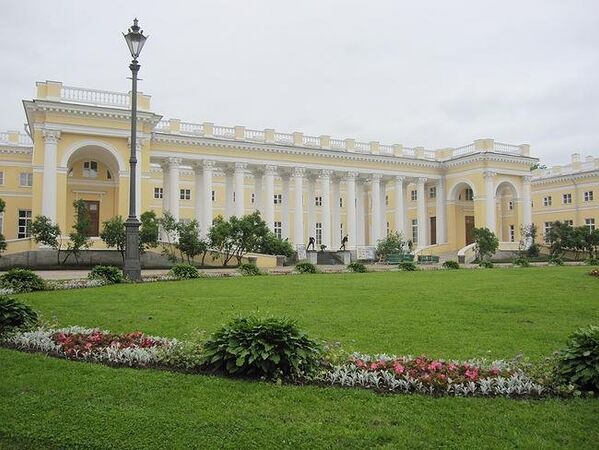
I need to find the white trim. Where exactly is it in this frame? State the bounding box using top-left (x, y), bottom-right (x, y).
top-left (61, 139), bottom-right (127, 172)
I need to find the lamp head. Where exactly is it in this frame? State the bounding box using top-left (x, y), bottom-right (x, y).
top-left (123, 18), bottom-right (148, 59)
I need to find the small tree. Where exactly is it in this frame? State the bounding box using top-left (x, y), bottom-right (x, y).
top-left (176, 219), bottom-right (208, 264)
top-left (259, 232), bottom-right (294, 257)
top-left (519, 224), bottom-right (540, 258)
top-left (545, 221), bottom-right (571, 261)
top-left (159, 211), bottom-right (180, 262)
top-left (209, 212), bottom-right (269, 266)
top-left (30, 215), bottom-right (63, 265)
top-left (376, 231), bottom-right (408, 261)
top-left (0, 198), bottom-right (7, 255)
top-left (139, 211), bottom-right (159, 253)
top-left (472, 227), bottom-right (499, 262)
top-left (63, 200), bottom-right (92, 264)
top-left (100, 216), bottom-right (126, 262)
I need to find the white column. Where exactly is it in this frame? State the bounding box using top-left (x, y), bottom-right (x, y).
top-left (394, 175), bottom-right (406, 237)
top-left (194, 163), bottom-right (203, 224)
top-left (293, 167), bottom-right (305, 246)
top-left (436, 177), bottom-right (447, 244)
top-left (320, 170), bottom-right (332, 248)
top-left (380, 179), bottom-right (387, 238)
top-left (225, 169), bottom-right (234, 218)
top-left (263, 165), bottom-right (276, 230)
top-left (307, 175), bottom-right (316, 239)
top-left (41, 130), bottom-right (60, 221)
top-left (168, 157), bottom-right (181, 221)
top-left (253, 169), bottom-right (263, 213)
top-left (356, 181), bottom-right (366, 246)
top-left (161, 161), bottom-right (170, 213)
top-left (416, 177), bottom-right (428, 247)
top-left (484, 170), bottom-right (496, 233)
top-left (331, 176), bottom-right (341, 249)
top-left (370, 174), bottom-right (382, 244)
top-left (234, 163), bottom-right (246, 217)
top-left (345, 172), bottom-right (357, 249)
top-left (202, 160), bottom-right (215, 236)
top-left (522, 175), bottom-right (533, 228)
top-left (282, 174), bottom-right (291, 239)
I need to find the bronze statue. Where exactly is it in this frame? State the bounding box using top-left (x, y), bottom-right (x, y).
top-left (307, 236), bottom-right (315, 250)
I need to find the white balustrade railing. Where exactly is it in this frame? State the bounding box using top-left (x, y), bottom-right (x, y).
top-left (60, 86), bottom-right (130, 108)
top-left (453, 143), bottom-right (476, 156)
top-left (424, 150), bottom-right (436, 159)
top-left (155, 120), bottom-right (170, 130)
top-left (330, 138), bottom-right (345, 150)
top-left (403, 147), bottom-right (416, 157)
top-left (379, 144), bottom-right (393, 155)
top-left (180, 122), bottom-right (204, 135)
top-left (302, 135), bottom-right (320, 147)
top-left (493, 142), bottom-right (520, 154)
top-left (274, 132), bottom-right (293, 145)
top-left (213, 126), bottom-right (235, 139)
top-left (245, 129), bottom-right (265, 142)
top-left (0, 132), bottom-right (9, 142)
top-left (0, 132), bottom-right (32, 146)
top-left (354, 141), bottom-right (370, 153)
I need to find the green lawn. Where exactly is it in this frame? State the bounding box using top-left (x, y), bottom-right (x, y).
top-left (1, 267), bottom-right (598, 449)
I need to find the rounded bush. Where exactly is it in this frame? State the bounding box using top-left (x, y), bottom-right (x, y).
top-left (586, 258), bottom-right (599, 266)
top-left (549, 256), bottom-right (564, 266)
top-left (238, 263), bottom-right (262, 276)
top-left (0, 296), bottom-right (38, 333)
top-left (589, 269), bottom-right (599, 278)
top-left (295, 262), bottom-right (318, 274)
top-left (557, 325), bottom-right (599, 392)
top-left (347, 262), bottom-right (367, 273)
top-left (202, 316), bottom-right (321, 380)
top-left (169, 263), bottom-right (200, 279)
top-left (88, 265), bottom-right (124, 284)
top-left (398, 261), bottom-right (417, 271)
top-left (0, 268), bottom-right (45, 293)
top-left (442, 260), bottom-right (460, 270)
top-left (479, 260), bottom-right (494, 269)
top-left (513, 257), bottom-right (530, 268)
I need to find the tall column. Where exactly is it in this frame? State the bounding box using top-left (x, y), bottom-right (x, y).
top-left (345, 172), bottom-right (357, 249)
top-left (436, 177), bottom-right (447, 244)
top-left (331, 176), bottom-right (341, 249)
top-left (282, 174), bottom-right (291, 239)
top-left (41, 130), bottom-right (60, 222)
top-left (168, 157), bottom-right (181, 221)
top-left (416, 177), bottom-right (428, 247)
top-left (194, 163), bottom-right (203, 224)
top-left (370, 174), bottom-right (382, 244)
top-left (234, 163), bottom-right (246, 217)
top-left (307, 174), bottom-right (316, 239)
top-left (253, 169), bottom-right (262, 213)
top-left (161, 161), bottom-right (170, 213)
top-left (356, 181), bottom-right (366, 246)
top-left (394, 175), bottom-right (406, 236)
top-left (202, 160), bottom-right (215, 236)
top-left (320, 170), bottom-right (332, 248)
top-left (484, 170), bottom-right (496, 233)
top-left (225, 169), bottom-right (234, 218)
top-left (379, 179), bottom-right (387, 238)
top-left (263, 165), bottom-right (276, 230)
top-left (293, 167), bottom-right (305, 246)
top-left (522, 175), bottom-right (533, 230)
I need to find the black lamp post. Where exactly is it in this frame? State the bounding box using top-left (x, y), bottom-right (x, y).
top-left (122, 18), bottom-right (148, 281)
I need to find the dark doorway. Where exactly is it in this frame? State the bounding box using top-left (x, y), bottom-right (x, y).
top-left (430, 216), bottom-right (437, 245)
top-left (465, 215), bottom-right (475, 245)
top-left (82, 201), bottom-right (100, 237)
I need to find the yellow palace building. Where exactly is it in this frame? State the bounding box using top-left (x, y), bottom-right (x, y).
top-left (0, 80), bottom-right (597, 259)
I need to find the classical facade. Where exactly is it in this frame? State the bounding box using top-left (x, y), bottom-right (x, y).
top-left (0, 80), bottom-right (596, 257)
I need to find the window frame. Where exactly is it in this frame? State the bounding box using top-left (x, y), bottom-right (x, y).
top-left (82, 160), bottom-right (99, 178)
top-left (19, 172), bottom-right (33, 187)
top-left (179, 189), bottom-right (191, 201)
top-left (17, 209), bottom-right (32, 239)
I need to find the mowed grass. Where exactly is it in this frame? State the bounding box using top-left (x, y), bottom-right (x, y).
top-left (1, 267), bottom-right (598, 449)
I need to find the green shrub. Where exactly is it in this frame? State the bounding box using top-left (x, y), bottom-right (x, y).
top-left (238, 263), bottom-right (262, 276)
top-left (479, 260), bottom-right (494, 269)
top-left (347, 262), bottom-right (367, 273)
top-left (586, 258), bottom-right (599, 266)
top-left (557, 325), bottom-right (599, 392)
top-left (398, 261), bottom-right (417, 271)
top-left (169, 263), bottom-right (200, 279)
top-left (513, 257), bottom-right (530, 267)
top-left (549, 256), bottom-right (564, 266)
top-left (202, 316), bottom-right (321, 380)
top-left (88, 265), bottom-right (124, 284)
top-left (156, 332), bottom-right (206, 371)
top-left (0, 268), bottom-right (45, 293)
top-left (0, 296), bottom-right (38, 333)
top-left (589, 269), bottom-right (599, 278)
top-left (295, 262), bottom-right (318, 274)
top-left (442, 260), bottom-right (460, 270)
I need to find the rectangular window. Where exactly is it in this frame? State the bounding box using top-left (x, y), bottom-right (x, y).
top-left (180, 189), bottom-right (191, 200)
top-left (274, 194), bottom-right (282, 204)
top-left (211, 191), bottom-right (215, 202)
top-left (562, 193), bottom-right (572, 204)
top-left (251, 193), bottom-right (255, 204)
top-left (411, 219), bottom-right (418, 244)
top-left (153, 187), bottom-right (163, 199)
top-left (0, 171), bottom-right (4, 185)
top-left (315, 222), bottom-right (322, 245)
top-left (339, 197), bottom-right (343, 208)
top-left (543, 196), bottom-right (552, 207)
top-left (274, 221), bottom-right (282, 239)
top-left (18, 210), bottom-right (32, 239)
top-left (82, 160), bottom-right (98, 178)
top-left (509, 225), bottom-right (515, 242)
top-left (543, 222), bottom-right (552, 243)
top-left (508, 201), bottom-right (513, 210)
top-left (315, 196), bottom-right (322, 207)
top-left (386, 221), bottom-right (390, 237)
top-left (586, 218), bottom-right (596, 231)
top-left (19, 172), bottom-right (33, 187)
top-left (464, 189), bottom-right (474, 201)
top-left (584, 191), bottom-right (594, 202)
top-left (565, 220), bottom-right (574, 226)
top-left (429, 187), bottom-right (436, 199)
top-left (340, 223), bottom-right (343, 241)
top-left (410, 190), bottom-right (417, 201)
top-left (385, 195), bottom-right (389, 206)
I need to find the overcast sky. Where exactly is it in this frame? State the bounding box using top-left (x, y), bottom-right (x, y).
top-left (1, 0), bottom-right (598, 165)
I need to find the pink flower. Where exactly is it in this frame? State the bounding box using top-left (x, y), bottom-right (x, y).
top-left (465, 368), bottom-right (479, 381)
top-left (428, 361), bottom-right (443, 371)
top-left (393, 362), bottom-right (405, 375)
top-left (370, 362), bottom-right (379, 370)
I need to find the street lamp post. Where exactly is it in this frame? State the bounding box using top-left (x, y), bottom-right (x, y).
top-left (122, 18), bottom-right (148, 281)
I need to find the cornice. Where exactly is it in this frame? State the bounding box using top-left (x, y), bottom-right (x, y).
top-left (442, 151), bottom-right (538, 168)
top-left (0, 145), bottom-right (33, 155)
top-left (532, 169), bottom-right (599, 185)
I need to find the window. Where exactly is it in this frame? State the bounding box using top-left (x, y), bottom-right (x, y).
top-left (562, 193), bottom-right (572, 204)
top-left (586, 218), bottom-right (596, 231)
top-left (153, 187), bottom-right (163, 199)
top-left (315, 196), bottom-right (322, 207)
top-left (386, 222), bottom-right (390, 237)
top-left (543, 222), bottom-right (552, 243)
top-left (429, 187), bottom-right (436, 199)
top-left (315, 222), bottom-right (322, 245)
top-left (339, 197), bottom-right (343, 208)
top-left (107, 170), bottom-right (112, 180)
top-left (340, 223), bottom-right (343, 241)
top-left (410, 190), bottom-right (417, 201)
top-left (274, 194), bottom-right (282, 204)
top-left (385, 195), bottom-right (389, 206)
top-left (463, 188), bottom-right (474, 201)
top-left (233, 192), bottom-right (236, 202)
top-left (274, 221), bottom-right (282, 239)
top-left (211, 191), bottom-right (215, 202)
top-left (584, 191), bottom-right (594, 202)
top-left (509, 225), bottom-right (515, 242)
top-left (565, 220), bottom-right (574, 226)
top-left (83, 160), bottom-right (98, 178)
top-left (19, 172), bottom-right (33, 187)
top-left (18, 210), bottom-right (32, 239)
top-left (508, 201), bottom-right (513, 210)
top-left (543, 196), bottom-right (552, 207)
top-left (0, 171), bottom-right (4, 185)
top-left (411, 219), bottom-right (418, 244)
top-left (251, 193), bottom-right (255, 204)
top-left (180, 189), bottom-right (191, 200)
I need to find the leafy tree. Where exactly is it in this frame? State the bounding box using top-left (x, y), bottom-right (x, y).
top-left (63, 200), bottom-right (92, 264)
top-left (545, 221), bottom-right (571, 260)
top-left (209, 212), bottom-right (269, 266)
top-left (530, 162), bottom-right (547, 171)
top-left (100, 216), bottom-right (126, 262)
top-left (259, 232), bottom-right (294, 257)
top-left (30, 215), bottom-right (62, 265)
top-left (375, 231), bottom-right (408, 261)
top-left (0, 198), bottom-right (6, 255)
top-left (472, 227), bottom-right (499, 262)
top-left (176, 219), bottom-right (209, 264)
top-left (159, 212), bottom-right (180, 262)
top-left (519, 224), bottom-right (540, 258)
top-left (139, 211), bottom-right (159, 253)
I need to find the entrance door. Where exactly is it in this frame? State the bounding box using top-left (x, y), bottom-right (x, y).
top-left (465, 216), bottom-right (475, 245)
top-left (430, 216), bottom-right (437, 245)
top-left (82, 201), bottom-right (100, 237)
